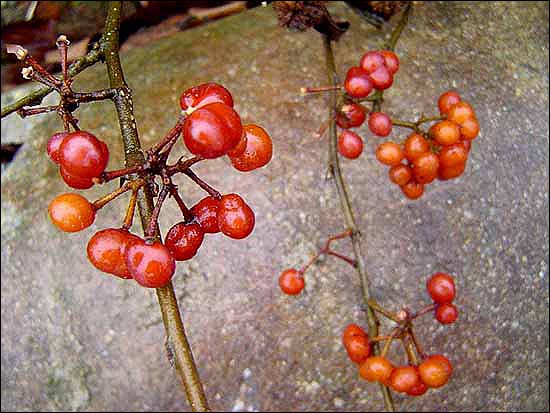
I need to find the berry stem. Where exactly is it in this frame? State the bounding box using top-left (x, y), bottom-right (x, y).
top-left (407, 326), bottom-right (427, 360)
top-left (97, 164), bottom-right (146, 183)
top-left (410, 303), bottom-right (437, 320)
top-left (121, 187), bottom-right (139, 230)
top-left (72, 89), bottom-right (118, 103)
top-left (300, 85), bottom-right (342, 94)
top-left (166, 155), bottom-right (204, 176)
top-left (367, 299), bottom-right (400, 323)
top-left (168, 183), bottom-right (195, 223)
top-left (92, 178), bottom-right (145, 211)
top-left (183, 169), bottom-right (222, 200)
top-left (326, 250), bottom-right (357, 267)
top-left (17, 105), bottom-right (59, 118)
top-left (145, 181), bottom-right (170, 238)
top-left (147, 116), bottom-right (186, 156)
top-left (56, 35), bottom-right (70, 86)
top-left (402, 333), bottom-right (420, 365)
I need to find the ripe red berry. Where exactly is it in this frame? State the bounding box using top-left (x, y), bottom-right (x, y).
top-left (401, 180), bottom-right (424, 200)
top-left (389, 366), bottom-right (421, 393)
top-left (48, 193), bottom-right (95, 232)
top-left (389, 164), bottom-right (413, 186)
top-left (435, 303), bottom-right (458, 324)
top-left (338, 130), bottom-right (363, 159)
top-left (59, 131), bottom-right (109, 178)
top-left (439, 143), bottom-right (468, 168)
top-left (344, 66), bottom-right (373, 98)
top-left (360, 51), bottom-right (386, 74)
top-left (418, 355), bottom-right (453, 388)
top-left (342, 324), bottom-right (368, 343)
top-left (344, 334), bottom-right (371, 364)
top-left (191, 196), bottom-right (221, 233)
top-left (217, 193), bottom-right (255, 239)
top-left (183, 102), bottom-right (243, 159)
top-left (426, 272), bottom-right (456, 304)
top-left (380, 50), bottom-right (400, 74)
top-left (229, 124), bottom-right (273, 172)
top-left (438, 162), bottom-right (466, 181)
top-left (376, 142), bottom-right (404, 166)
top-left (438, 91), bottom-right (461, 115)
top-left (404, 133), bottom-right (430, 162)
top-left (459, 117), bottom-right (480, 140)
top-left (447, 101), bottom-right (475, 125)
top-left (369, 65), bottom-right (393, 90)
top-left (430, 120), bottom-right (461, 146)
top-left (60, 166), bottom-right (94, 189)
top-left (407, 380), bottom-right (428, 396)
top-left (47, 132), bottom-right (68, 163)
top-left (179, 82), bottom-right (233, 113)
top-left (165, 222), bottom-right (205, 261)
top-left (226, 132), bottom-right (247, 158)
top-left (87, 228), bottom-right (141, 279)
top-left (413, 152), bottom-right (440, 184)
top-left (359, 356), bottom-right (394, 384)
top-left (368, 112), bottom-right (392, 137)
top-left (336, 103), bottom-right (366, 129)
top-left (126, 240), bottom-right (176, 288)
top-left (279, 268), bottom-right (304, 295)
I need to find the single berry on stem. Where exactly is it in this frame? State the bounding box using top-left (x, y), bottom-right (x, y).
top-left (344, 334), bottom-right (371, 364)
top-left (87, 228), bottom-right (141, 279)
top-left (426, 272), bottom-right (456, 304)
top-left (407, 379), bottom-right (428, 396)
top-left (430, 120), bottom-right (461, 146)
top-left (401, 180), bottom-right (424, 200)
top-left (179, 82), bottom-right (233, 113)
top-left (447, 101), bottom-right (476, 125)
top-left (229, 124), bottom-right (273, 172)
top-left (438, 91), bottom-right (461, 115)
top-left (389, 164), bottom-right (413, 186)
top-left (360, 51), bottom-right (386, 74)
top-left (125, 240), bottom-right (176, 288)
top-left (165, 222), bottom-right (205, 261)
top-left (412, 152), bottom-right (440, 184)
top-left (438, 162), bottom-right (466, 181)
top-left (217, 193), bottom-right (255, 239)
top-left (279, 268), bottom-right (305, 295)
top-left (342, 324), bottom-right (368, 342)
top-left (380, 50), bottom-right (400, 74)
top-left (376, 142), bottom-right (404, 166)
top-left (191, 196), bottom-right (221, 233)
top-left (435, 303), bottom-right (458, 324)
top-left (336, 103), bottom-right (366, 129)
top-left (459, 117), bottom-right (480, 140)
top-left (368, 112), bottom-right (393, 137)
top-left (404, 133), bottom-right (430, 162)
top-left (359, 356), bottom-right (394, 384)
top-left (439, 143), bottom-right (468, 168)
top-left (369, 65), bottom-right (393, 90)
top-left (47, 132), bottom-right (68, 163)
top-left (59, 131), bottom-right (109, 178)
top-left (48, 193), bottom-right (95, 232)
top-left (338, 130), bottom-right (363, 159)
top-left (389, 366), bottom-right (421, 393)
top-left (344, 66), bottom-right (373, 98)
top-left (418, 355), bottom-right (453, 388)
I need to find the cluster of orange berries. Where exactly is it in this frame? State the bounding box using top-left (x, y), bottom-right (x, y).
top-left (376, 91), bottom-right (480, 199)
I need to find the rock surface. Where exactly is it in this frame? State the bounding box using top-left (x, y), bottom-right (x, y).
top-left (1, 2), bottom-right (548, 411)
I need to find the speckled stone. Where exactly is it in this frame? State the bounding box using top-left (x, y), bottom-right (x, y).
top-left (1, 2), bottom-right (548, 411)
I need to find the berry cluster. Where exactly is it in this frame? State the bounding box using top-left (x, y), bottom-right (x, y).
top-left (376, 91), bottom-right (479, 199)
top-left (45, 82), bottom-right (272, 288)
top-left (344, 273), bottom-right (458, 396)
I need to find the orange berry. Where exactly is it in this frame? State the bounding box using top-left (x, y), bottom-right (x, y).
top-left (447, 101), bottom-right (475, 125)
top-left (48, 193), bottom-right (95, 232)
top-left (438, 91), bottom-right (461, 115)
top-left (401, 180), bottom-right (424, 200)
top-left (359, 356), bottom-right (394, 384)
top-left (389, 366), bottom-right (421, 393)
top-left (430, 120), bottom-right (461, 146)
top-left (418, 355), bottom-right (453, 388)
top-left (376, 142), bottom-right (404, 166)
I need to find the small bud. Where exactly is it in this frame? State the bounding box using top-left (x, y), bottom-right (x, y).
top-left (396, 309), bottom-right (410, 322)
top-left (21, 67), bottom-right (34, 80)
top-left (56, 35), bottom-right (70, 46)
top-left (6, 44), bottom-right (29, 60)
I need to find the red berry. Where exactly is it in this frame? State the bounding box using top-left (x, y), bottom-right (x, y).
top-left (369, 65), bottom-right (393, 90)
top-left (342, 324), bottom-right (368, 343)
top-left (439, 143), bottom-right (468, 168)
top-left (279, 268), bottom-right (304, 295)
top-left (336, 103), bottom-right (366, 129)
top-left (438, 161), bottom-right (466, 181)
top-left (426, 272), bottom-right (456, 304)
top-left (430, 120), bottom-right (461, 146)
top-left (338, 130), bottom-right (363, 159)
top-left (389, 366), bottom-right (421, 393)
top-left (404, 133), bottom-right (430, 162)
top-left (418, 355), bottom-right (453, 388)
top-left (47, 132), bottom-right (68, 163)
top-left (460, 117), bottom-right (480, 140)
top-left (438, 91), bottom-right (461, 115)
top-left (126, 240), bottom-right (176, 288)
top-left (389, 164), bottom-right (413, 186)
top-left (359, 356), bottom-right (394, 384)
top-left (344, 334), bottom-right (371, 364)
top-left (183, 102), bottom-right (243, 159)
top-left (376, 142), bottom-right (404, 166)
top-left (60, 166), bottom-right (94, 189)
top-left (344, 66), bottom-right (373, 98)
top-left (191, 196), bottom-right (221, 233)
top-left (229, 124), bottom-right (273, 172)
top-left (401, 180), bottom-right (424, 200)
top-left (226, 132), bottom-right (247, 158)
top-left (87, 228), bottom-right (141, 279)
top-left (447, 101), bottom-right (475, 125)
top-left (179, 82), bottom-right (233, 113)
top-left (380, 50), bottom-right (400, 74)
top-left (360, 51), bottom-right (385, 74)
top-left (412, 152), bottom-right (440, 184)
top-left (368, 112), bottom-right (392, 137)
top-left (48, 193), bottom-right (95, 232)
top-left (217, 194), bottom-right (255, 239)
top-left (59, 131), bottom-right (109, 178)
top-left (165, 222), bottom-right (205, 261)
top-left (407, 380), bottom-right (428, 396)
top-left (435, 303), bottom-right (458, 324)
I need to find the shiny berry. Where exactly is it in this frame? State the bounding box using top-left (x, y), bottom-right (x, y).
top-left (47, 132), bottom-right (68, 163)
top-left (459, 117), bottom-right (480, 140)
top-left (376, 142), bottom-right (404, 166)
top-left (229, 124), bottom-right (273, 172)
top-left (412, 152), bottom-right (440, 184)
top-left (191, 196), bottom-right (221, 233)
top-left (369, 65), bottom-right (393, 90)
top-left (360, 51), bottom-right (386, 74)
top-left (60, 166), bottom-right (94, 189)
top-left (342, 324), bottom-right (368, 343)
top-left (418, 355), bottom-right (452, 388)
top-left (279, 268), bottom-right (304, 295)
top-left (179, 82), bottom-right (233, 113)
top-left (404, 133), bottom-right (430, 162)
top-left (87, 228), bottom-right (141, 279)
top-left (426, 272), bottom-right (456, 304)
top-left (217, 193), bottom-right (255, 239)
top-left (59, 131), bottom-right (109, 178)
top-left (183, 102), bottom-right (243, 159)
top-left (48, 193), bottom-right (95, 232)
top-left (380, 50), bottom-right (400, 74)
top-left (338, 130), bottom-right (363, 159)
top-left (336, 103), bottom-right (366, 129)
top-left (389, 164), bottom-right (413, 186)
top-left (359, 356), bottom-right (394, 384)
top-left (439, 143), bottom-right (468, 168)
top-left (126, 240), bottom-right (176, 288)
top-left (407, 380), bottom-right (428, 396)
top-left (435, 303), bottom-right (458, 324)
top-left (344, 334), bottom-right (371, 364)
top-left (430, 120), bottom-right (461, 146)
top-left (165, 222), bottom-right (205, 261)
top-left (401, 180), bottom-right (424, 200)
top-left (447, 101), bottom-right (475, 125)
top-left (389, 366), bottom-right (421, 393)
top-left (344, 66), bottom-right (373, 98)
top-left (368, 112), bottom-right (392, 137)
top-left (438, 162), bottom-right (466, 181)
top-left (226, 132), bottom-right (247, 158)
top-left (438, 91), bottom-right (461, 115)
